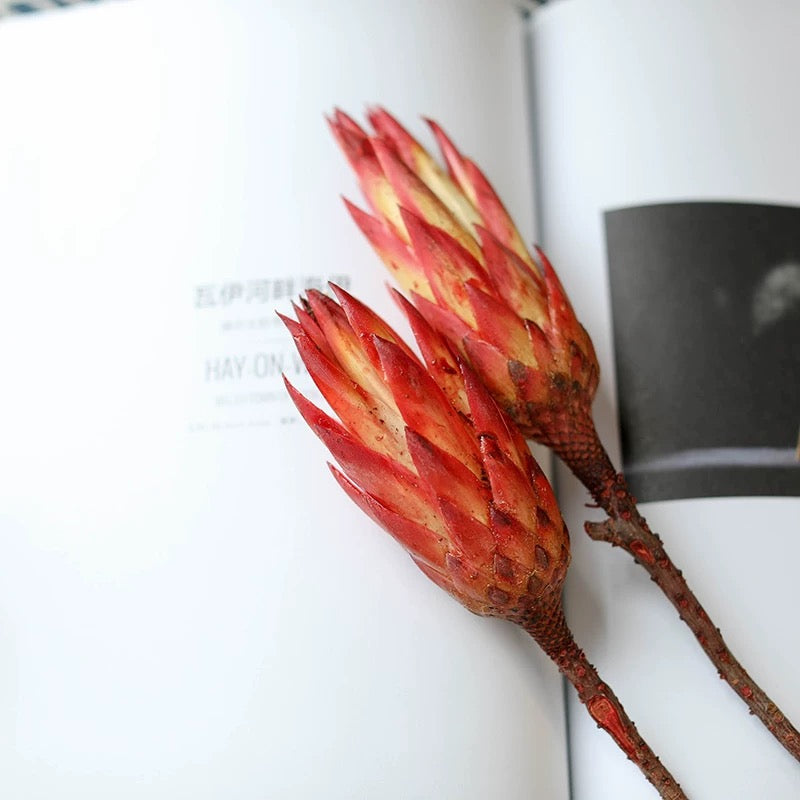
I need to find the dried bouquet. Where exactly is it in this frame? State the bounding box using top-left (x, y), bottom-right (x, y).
top-left (281, 108), bottom-right (800, 798)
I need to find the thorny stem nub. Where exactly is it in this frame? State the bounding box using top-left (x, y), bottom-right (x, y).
top-left (519, 591), bottom-right (687, 800)
top-left (543, 408), bottom-right (800, 764)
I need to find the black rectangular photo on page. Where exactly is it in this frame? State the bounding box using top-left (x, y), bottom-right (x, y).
top-left (604, 201), bottom-right (800, 502)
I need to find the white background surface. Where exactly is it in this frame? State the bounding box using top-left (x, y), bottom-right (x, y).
top-left (0, 2), bottom-right (570, 798)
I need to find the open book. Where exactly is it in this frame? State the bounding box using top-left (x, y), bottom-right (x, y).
top-left (1, 1), bottom-right (798, 797)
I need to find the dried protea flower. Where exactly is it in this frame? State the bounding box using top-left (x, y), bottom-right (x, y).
top-left (283, 285), bottom-right (568, 618)
top-left (282, 287), bottom-right (685, 799)
top-left (328, 106), bottom-right (598, 454)
top-left (331, 108), bottom-right (800, 765)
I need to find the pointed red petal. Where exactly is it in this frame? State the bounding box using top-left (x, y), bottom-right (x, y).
top-left (304, 290), bottom-right (395, 409)
top-left (367, 107), bottom-right (422, 172)
top-left (277, 310), bottom-right (303, 340)
top-left (328, 115), bottom-right (375, 177)
top-left (488, 505), bottom-right (537, 573)
top-left (304, 289), bottom-right (355, 344)
top-left (284, 372), bottom-right (380, 455)
top-left (401, 210), bottom-right (486, 328)
top-left (402, 208), bottom-right (489, 286)
top-left (484, 446), bottom-right (567, 588)
top-left (464, 281), bottom-right (536, 365)
top-left (426, 117), bottom-right (474, 200)
top-left (287, 331), bottom-right (408, 464)
top-left (437, 496), bottom-right (496, 573)
top-left (392, 289), bottom-right (468, 416)
top-left (479, 434), bottom-right (538, 534)
top-left (460, 359), bottom-right (529, 474)
top-left (536, 246), bottom-right (579, 344)
top-left (343, 198), bottom-right (433, 301)
top-left (491, 548), bottom-right (532, 590)
top-left (329, 119), bottom-right (405, 236)
top-left (426, 118), bottom-right (533, 269)
top-left (288, 301), bottom-right (337, 362)
top-left (506, 356), bottom-right (551, 409)
top-left (442, 551), bottom-right (488, 612)
top-left (329, 465), bottom-right (446, 568)
top-left (332, 108), bottom-right (369, 138)
top-left (372, 138), bottom-right (482, 262)
top-left (524, 319), bottom-right (555, 372)
top-left (461, 157), bottom-right (533, 268)
top-left (525, 454), bottom-right (565, 532)
top-left (319, 427), bottom-right (443, 535)
top-left (461, 335), bottom-right (516, 402)
top-left (330, 282), bottom-right (419, 369)
top-left (478, 226), bottom-right (547, 326)
top-left (372, 335), bottom-right (481, 474)
top-left (406, 429), bottom-right (490, 525)
top-left (369, 107), bottom-right (483, 234)
top-left (411, 291), bottom-right (473, 350)
top-left (284, 375), bottom-right (350, 440)
top-left (524, 464), bottom-right (569, 562)
top-left (535, 249), bottom-right (598, 395)
top-left (287, 378), bottom-right (443, 537)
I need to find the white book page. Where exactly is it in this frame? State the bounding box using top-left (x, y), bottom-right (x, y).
top-left (0, 2), bottom-right (569, 799)
top-left (531, 1), bottom-right (800, 798)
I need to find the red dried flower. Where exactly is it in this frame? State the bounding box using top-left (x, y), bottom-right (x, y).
top-left (329, 107), bottom-right (598, 449)
top-left (282, 286), bottom-right (569, 619)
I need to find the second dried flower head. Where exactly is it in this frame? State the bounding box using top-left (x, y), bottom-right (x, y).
top-left (329, 107), bottom-right (599, 452)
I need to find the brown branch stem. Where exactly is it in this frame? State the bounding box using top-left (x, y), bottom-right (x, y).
top-left (519, 591), bottom-right (687, 799)
top-left (545, 410), bottom-right (800, 763)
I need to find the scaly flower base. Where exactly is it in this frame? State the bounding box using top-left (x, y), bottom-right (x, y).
top-left (519, 591), bottom-right (687, 800)
top-left (541, 408), bottom-right (800, 764)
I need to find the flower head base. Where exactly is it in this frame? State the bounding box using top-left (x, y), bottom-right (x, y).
top-left (282, 286), bottom-right (569, 619)
top-left (329, 108), bottom-right (599, 447)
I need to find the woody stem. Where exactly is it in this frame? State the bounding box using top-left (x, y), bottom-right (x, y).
top-left (546, 411), bottom-right (800, 763)
top-left (521, 592), bottom-right (687, 799)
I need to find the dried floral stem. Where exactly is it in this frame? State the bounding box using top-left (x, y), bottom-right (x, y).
top-left (544, 409), bottom-right (800, 763)
top-left (520, 591), bottom-right (687, 799)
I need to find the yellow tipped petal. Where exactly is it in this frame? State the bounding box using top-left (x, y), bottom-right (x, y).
top-left (304, 290), bottom-right (396, 412)
top-left (333, 109), bottom-right (601, 444)
top-left (372, 137), bottom-right (483, 263)
top-left (369, 107), bottom-right (483, 235)
top-left (343, 198), bottom-right (435, 301)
